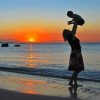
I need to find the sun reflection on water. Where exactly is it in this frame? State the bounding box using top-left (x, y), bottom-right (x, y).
top-left (1, 76), bottom-right (46, 95)
top-left (20, 79), bottom-right (46, 94)
top-left (25, 44), bottom-right (38, 68)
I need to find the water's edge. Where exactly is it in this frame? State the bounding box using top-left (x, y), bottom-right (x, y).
top-left (0, 66), bottom-right (100, 82)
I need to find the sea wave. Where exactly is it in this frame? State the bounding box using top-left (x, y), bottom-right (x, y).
top-left (0, 65), bottom-right (100, 82)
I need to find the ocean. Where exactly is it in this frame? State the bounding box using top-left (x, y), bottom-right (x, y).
top-left (0, 43), bottom-right (100, 82)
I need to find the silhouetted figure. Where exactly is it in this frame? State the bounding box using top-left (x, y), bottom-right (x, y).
top-left (67, 11), bottom-right (85, 26)
top-left (67, 11), bottom-right (85, 40)
top-left (62, 14), bottom-right (84, 86)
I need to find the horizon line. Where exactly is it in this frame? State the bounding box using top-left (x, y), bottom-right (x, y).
top-left (0, 42), bottom-right (100, 44)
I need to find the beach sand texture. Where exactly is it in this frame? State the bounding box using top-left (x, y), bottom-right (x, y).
top-left (0, 72), bottom-right (100, 100)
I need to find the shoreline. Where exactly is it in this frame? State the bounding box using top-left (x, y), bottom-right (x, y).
top-left (0, 67), bottom-right (100, 82)
top-left (0, 71), bottom-right (100, 100)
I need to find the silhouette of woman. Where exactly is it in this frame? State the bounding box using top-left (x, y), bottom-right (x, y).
top-left (62, 22), bottom-right (84, 86)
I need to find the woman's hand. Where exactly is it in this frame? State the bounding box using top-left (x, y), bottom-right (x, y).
top-left (68, 21), bottom-right (74, 25)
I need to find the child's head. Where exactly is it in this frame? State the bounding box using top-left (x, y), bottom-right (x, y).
top-left (67, 11), bottom-right (73, 18)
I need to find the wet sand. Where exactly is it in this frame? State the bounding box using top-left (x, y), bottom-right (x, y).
top-left (0, 71), bottom-right (100, 100)
top-left (0, 89), bottom-right (68, 100)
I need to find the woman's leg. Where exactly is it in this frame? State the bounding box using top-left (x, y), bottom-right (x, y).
top-left (73, 71), bottom-right (80, 85)
top-left (68, 71), bottom-right (79, 86)
top-left (68, 76), bottom-right (74, 86)
top-left (68, 72), bottom-right (75, 86)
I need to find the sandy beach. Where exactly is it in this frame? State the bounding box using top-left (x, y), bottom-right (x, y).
top-left (0, 89), bottom-right (100, 100)
top-left (0, 71), bottom-right (100, 100)
top-left (0, 89), bottom-right (68, 100)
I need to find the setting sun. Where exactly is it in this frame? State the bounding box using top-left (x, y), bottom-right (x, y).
top-left (29, 38), bottom-right (35, 42)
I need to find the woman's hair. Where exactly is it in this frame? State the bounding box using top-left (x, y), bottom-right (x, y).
top-left (62, 29), bottom-right (72, 41)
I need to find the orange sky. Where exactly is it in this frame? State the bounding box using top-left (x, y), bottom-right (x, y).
top-left (0, 0), bottom-right (100, 43)
top-left (0, 20), bottom-right (100, 43)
